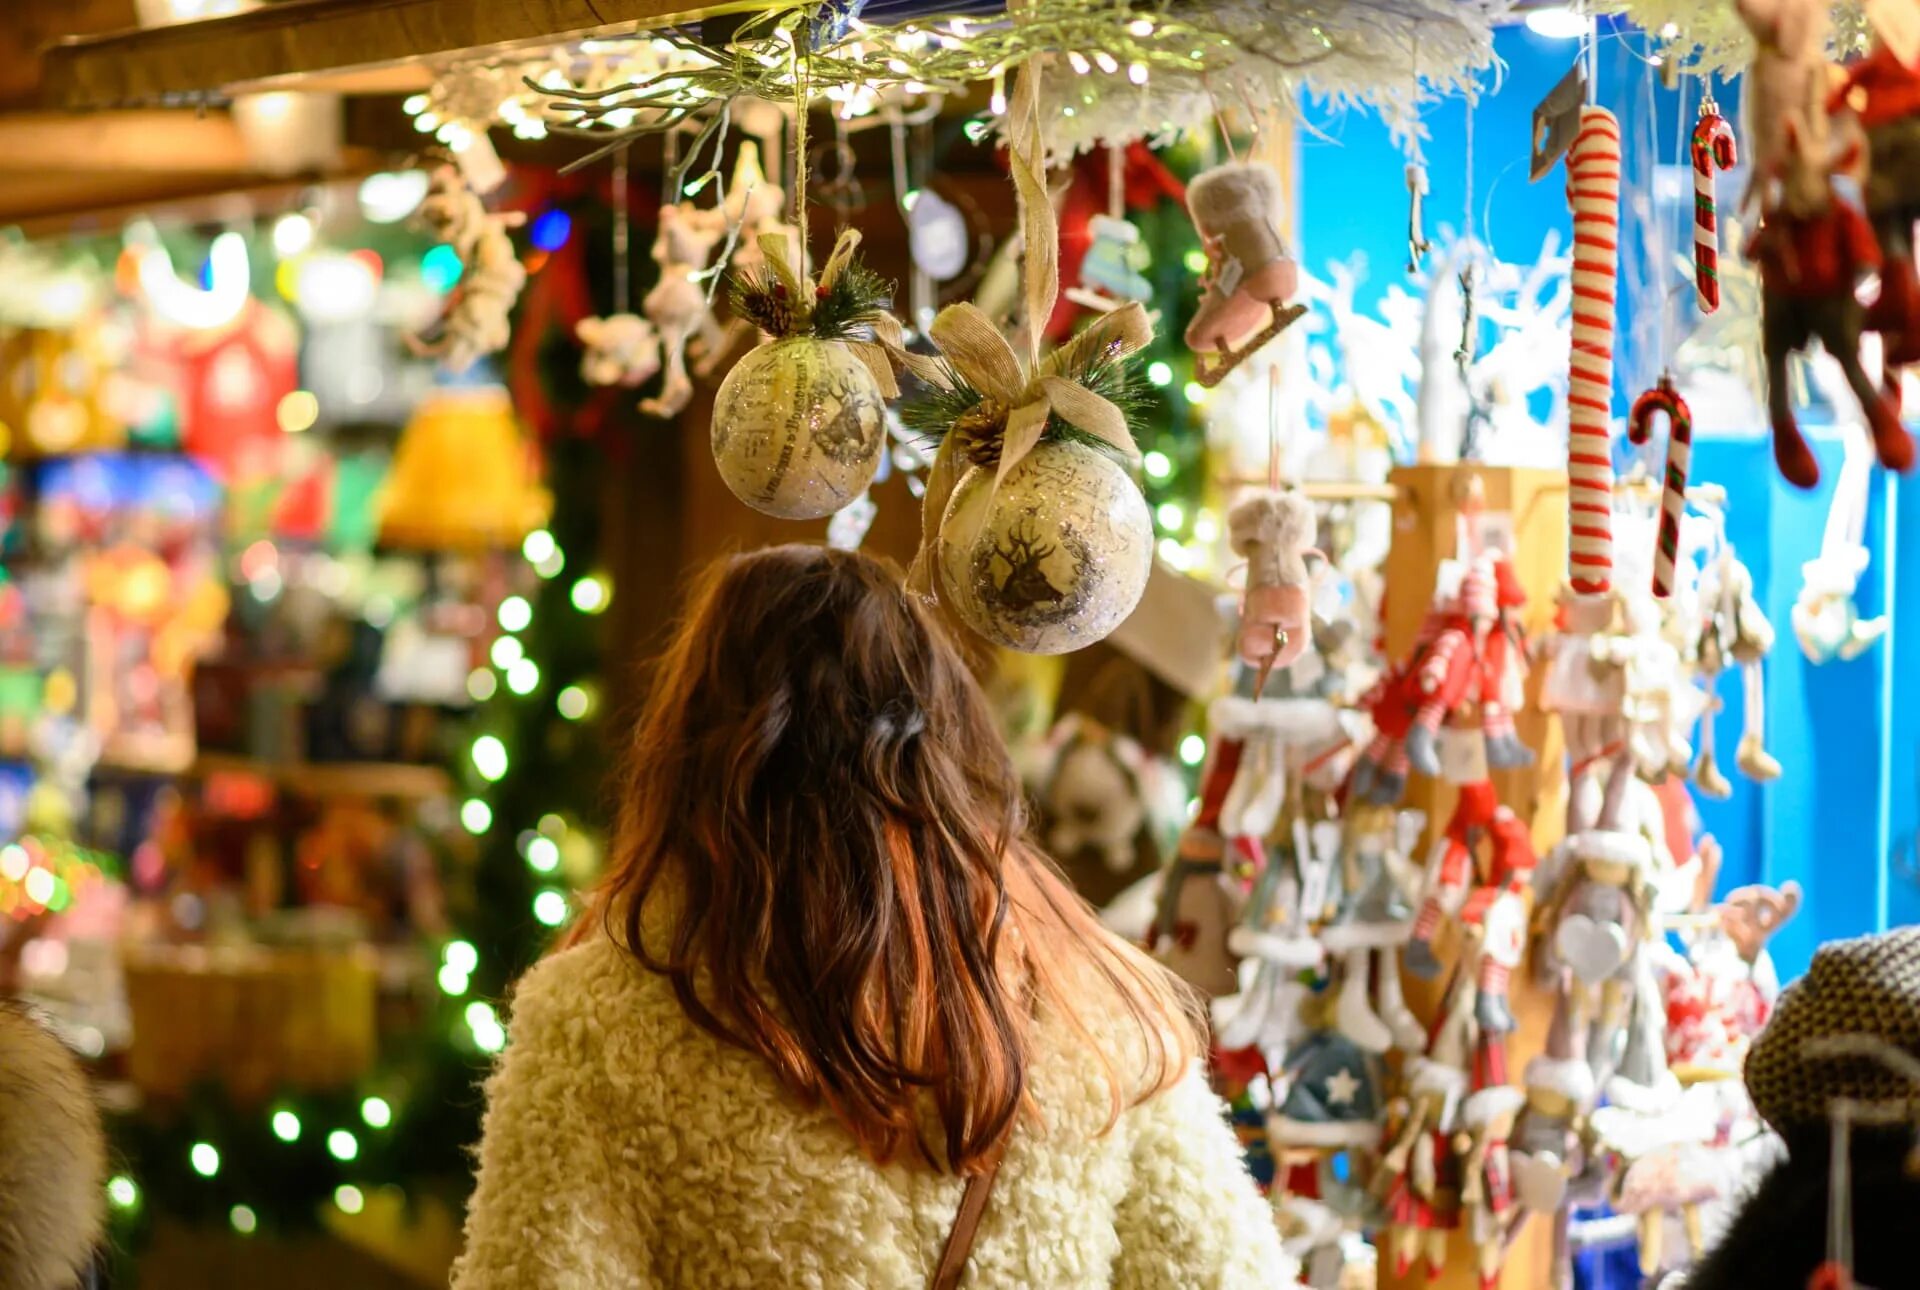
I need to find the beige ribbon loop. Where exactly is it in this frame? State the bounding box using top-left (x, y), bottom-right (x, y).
top-left (1033, 376), bottom-right (1136, 459)
top-left (930, 303), bottom-right (1027, 405)
top-left (1007, 62), bottom-right (1057, 369)
top-left (817, 227), bottom-right (862, 292)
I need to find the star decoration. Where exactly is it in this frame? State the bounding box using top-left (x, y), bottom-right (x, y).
top-left (1324, 1067), bottom-right (1361, 1108)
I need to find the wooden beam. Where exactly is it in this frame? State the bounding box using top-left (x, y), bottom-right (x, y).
top-left (0, 152), bottom-right (382, 232)
top-left (0, 0), bottom-right (137, 109)
top-left (39, 0), bottom-right (747, 110)
top-left (0, 110), bottom-right (255, 173)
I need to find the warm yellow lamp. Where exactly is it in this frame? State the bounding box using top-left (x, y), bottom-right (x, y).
top-left (377, 385), bottom-right (551, 551)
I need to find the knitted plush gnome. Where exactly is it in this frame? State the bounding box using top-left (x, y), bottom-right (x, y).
top-left (1267, 1029), bottom-right (1385, 1149)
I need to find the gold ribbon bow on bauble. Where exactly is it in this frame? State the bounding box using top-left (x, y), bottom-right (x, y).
top-left (745, 226), bottom-right (910, 397)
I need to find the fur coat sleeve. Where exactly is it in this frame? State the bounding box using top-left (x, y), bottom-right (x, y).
top-left (452, 938), bottom-right (1296, 1289)
top-left (1112, 1061), bottom-right (1288, 1290)
top-left (452, 951), bottom-right (657, 1287)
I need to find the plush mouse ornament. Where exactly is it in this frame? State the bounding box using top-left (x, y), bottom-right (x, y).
top-left (1228, 487), bottom-right (1317, 691)
top-left (575, 313), bottom-right (662, 388)
top-left (640, 202), bottom-right (729, 419)
top-left (410, 166), bottom-right (528, 374)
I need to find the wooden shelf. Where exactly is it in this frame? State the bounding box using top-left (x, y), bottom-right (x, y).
top-left (38, 0), bottom-right (748, 110)
top-left (189, 753), bottom-right (452, 801)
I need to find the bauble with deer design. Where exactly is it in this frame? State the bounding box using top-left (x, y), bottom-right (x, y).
top-left (936, 438), bottom-right (1152, 654)
top-left (711, 336), bottom-right (888, 520)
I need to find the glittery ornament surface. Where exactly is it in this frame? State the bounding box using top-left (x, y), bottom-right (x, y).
top-left (937, 439), bottom-right (1152, 655)
top-left (711, 336), bottom-right (887, 520)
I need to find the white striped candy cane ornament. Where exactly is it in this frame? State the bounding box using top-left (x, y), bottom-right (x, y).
top-left (1567, 106), bottom-right (1622, 597)
top-left (1691, 109), bottom-right (1737, 313)
top-left (1628, 375), bottom-right (1693, 599)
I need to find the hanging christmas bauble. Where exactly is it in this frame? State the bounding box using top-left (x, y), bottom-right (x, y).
top-left (936, 438), bottom-right (1152, 654)
top-left (710, 335), bottom-right (887, 520)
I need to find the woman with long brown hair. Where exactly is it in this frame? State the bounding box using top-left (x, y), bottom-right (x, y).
top-left (454, 545), bottom-right (1291, 1288)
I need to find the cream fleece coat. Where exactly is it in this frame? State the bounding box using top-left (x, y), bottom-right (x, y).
top-left (454, 933), bottom-right (1298, 1288)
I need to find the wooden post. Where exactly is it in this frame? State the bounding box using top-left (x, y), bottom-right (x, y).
top-left (1376, 463), bottom-right (1568, 1290)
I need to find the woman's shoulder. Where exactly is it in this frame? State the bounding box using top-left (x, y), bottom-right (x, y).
top-left (506, 931), bottom-right (698, 1065)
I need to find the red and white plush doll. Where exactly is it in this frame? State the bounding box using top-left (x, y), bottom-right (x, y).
top-left (1406, 781), bottom-right (1536, 982)
top-left (1352, 555), bottom-right (1529, 804)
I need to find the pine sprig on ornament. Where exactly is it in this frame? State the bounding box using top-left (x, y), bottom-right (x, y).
top-left (900, 350), bottom-right (1147, 472)
top-left (728, 256), bottom-right (893, 342)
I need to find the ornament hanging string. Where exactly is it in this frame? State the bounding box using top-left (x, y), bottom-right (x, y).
top-left (905, 59), bottom-right (1153, 595)
top-left (612, 146), bottom-right (631, 316)
top-left (788, 25), bottom-right (812, 275)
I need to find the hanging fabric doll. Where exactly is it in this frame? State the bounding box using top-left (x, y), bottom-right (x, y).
top-left (1826, 17), bottom-right (1920, 362)
top-left (1733, 0), bottom-right (1914, 487)
top-left (1459, 1085), bottom-right (1527, 1290)
top-left (1793, 427), bottom-right (1889, 662)
top-left (1378, 981), bottom-right (1473, 1280)
top-left (1405, 780), bottom-right (1535, 980)
top-left (1695, 544), bottom-right (1782, 793)
top-left (639, 202), bottom-right (729, 419)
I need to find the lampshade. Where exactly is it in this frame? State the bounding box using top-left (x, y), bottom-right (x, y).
top-left (377, 385), bottom-right (550, 551)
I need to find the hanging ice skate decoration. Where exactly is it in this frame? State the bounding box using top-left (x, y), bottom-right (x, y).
top-left (1228, 488), bottom-right (1317, 693)
top-left (1185, 160), bottom-right (1308, 388)
top-left (409, 166), bottom-right (527, 373)
top-left (713, 229), bottom-right (901, 519)
top-left (904, 66), bottom-right (1153, 654)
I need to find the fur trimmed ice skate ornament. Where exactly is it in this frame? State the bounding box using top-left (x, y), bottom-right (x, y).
top-left (409, 166), bottom-right (527, 374)
top-left (1185, 161), bottom-right (1308, 388)
top-left (712, 228), bottom-right (903, 519)
top-left (1228, 487), bottom-right (1318, 692)
top-left (905, 67), bottom-right (1154, 654)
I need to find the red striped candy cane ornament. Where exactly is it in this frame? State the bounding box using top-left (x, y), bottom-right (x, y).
top-left (1691, 109), bottom-right (1737, 313)
top-left (1628, 375), bottom-right (1694, 599)
top-left (1567, 106), bottom-right (1622, 597)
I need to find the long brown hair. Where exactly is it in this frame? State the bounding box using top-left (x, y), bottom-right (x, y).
top-left (579, 544), bottom-right (1199, 1173)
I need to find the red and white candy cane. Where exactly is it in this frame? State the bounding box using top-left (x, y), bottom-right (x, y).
top-left (1628, 375), bottom-right (1694, 599)
top-left (1567, 106), bottom-right (1622, 597)
top-left (1691, 109), bottom-right (1737, 313)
